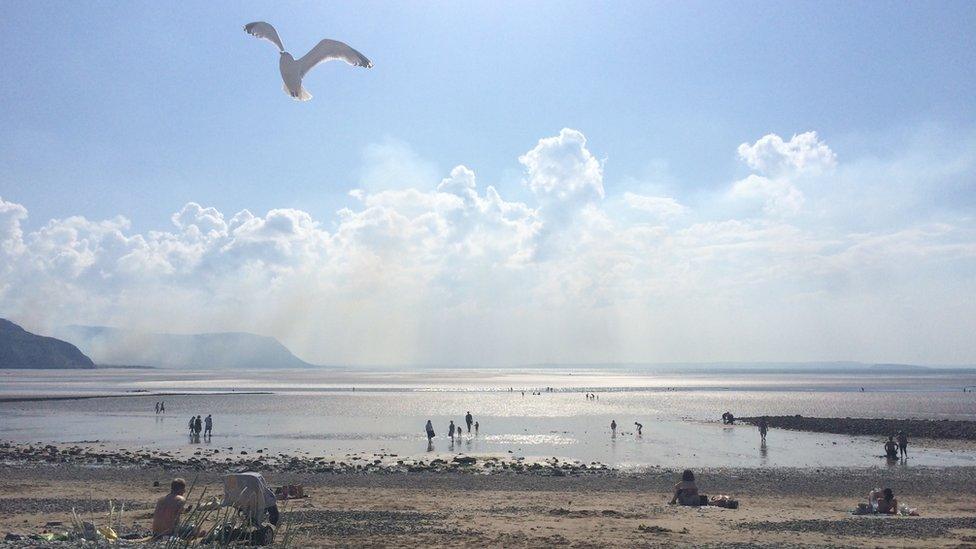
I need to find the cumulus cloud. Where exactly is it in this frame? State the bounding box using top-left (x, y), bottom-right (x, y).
top-left (519, 128), bottom-right (604, 203)
top-left (737, 131), bottom-right (837, 177)
top-left (2, 128), bottom-right (975, 365)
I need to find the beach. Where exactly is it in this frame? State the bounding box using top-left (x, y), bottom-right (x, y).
top-left (2, 455), bottom-right (976, 547)
top-left (2, 368), bottom-right (976, 546)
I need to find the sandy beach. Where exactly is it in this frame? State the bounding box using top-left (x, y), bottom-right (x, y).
top-left (3, 443), bottom-right (976, 548)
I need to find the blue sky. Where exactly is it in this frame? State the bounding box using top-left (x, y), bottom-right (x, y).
top-left (1, 2), bottom-right (975, 365)
top-left (3, 1), bottom-right (974, 229)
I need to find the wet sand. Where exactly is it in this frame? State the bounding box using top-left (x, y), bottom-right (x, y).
top-left (2, 447), bottom-right (976, 547)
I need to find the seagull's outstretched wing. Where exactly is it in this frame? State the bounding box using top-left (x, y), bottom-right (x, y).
top-left (244, 22), bottom-right (284, 52)
top-left (298, 39), bottom-right (373, 76)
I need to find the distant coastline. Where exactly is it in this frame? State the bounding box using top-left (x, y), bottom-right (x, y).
top-left (0, 391), bottom-right (273, 404)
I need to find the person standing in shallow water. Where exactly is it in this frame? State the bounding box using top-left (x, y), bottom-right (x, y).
top-left (425, 420), bottom-right (435, 443)
top-left (758, 417), bottom-right (768, 442)
top-left (465, 411), bottom-right (473, 433)
top-left (448, 421), bottom-right (456, 441)
top-left (884, 436), bottom-right (898, 459)
top-left (897, 431), bottom-right (908, 459)
top-left (610, 420), bottom-right (617, 436)
top-left (204, 414), bottom-right (212, 439)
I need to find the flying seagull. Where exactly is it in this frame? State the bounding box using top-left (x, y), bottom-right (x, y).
top-left (244, 21), bottom-right (373, 102)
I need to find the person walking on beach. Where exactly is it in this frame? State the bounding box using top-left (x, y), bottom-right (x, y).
top-left (448, 420), bottom-right (456, 441)
top-left (204, 414), bottom-right (213, 439)
top-left (465, 411), bottom-right (473, 433)
top-left (896, 431), bottom-right (908, 459)
top-left (160, 401), bottom-right (165, 413)
top-left (425, 420), bottom-right (435, 442)
top-left (194, 415), bottom-right (203, 436)
top-left (155, 402), bottom-right (160, 414)
top-left (610, 420), bottom-right (617, 436)
top-left (634, 422), bottom-right (643, 436)
top-left (474, 421), bottom-right (479, 435)
top-left (758, 417), bottom-right (768, 442)
top-left (188, 416), bottom-right (196, 434)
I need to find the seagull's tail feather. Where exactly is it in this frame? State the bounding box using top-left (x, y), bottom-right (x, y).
top-left (282, 83), bottom-right (313, 102)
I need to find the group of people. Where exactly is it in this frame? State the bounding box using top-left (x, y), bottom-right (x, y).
top-left (584, 393), bottom-right (598, 400)
top-left (425, 411), bottom-right (477, 446)
top-left (153, 401), bottom-right (166, 414)
top-left (187, 414), bottom-right (213, 440)
top-left (608, 420), bottom-right (642, 436)
top-left (884, 431), bottom-right (909, 460)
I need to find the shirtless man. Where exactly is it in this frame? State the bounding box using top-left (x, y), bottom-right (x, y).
top-left (152, 478), bottom-right (187, 538)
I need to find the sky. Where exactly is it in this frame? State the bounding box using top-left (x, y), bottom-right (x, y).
top-left (1, 1), bottom-right (975, 366)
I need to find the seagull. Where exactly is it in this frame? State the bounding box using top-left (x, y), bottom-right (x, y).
top-left (244, 21), bottom-right (373, 102)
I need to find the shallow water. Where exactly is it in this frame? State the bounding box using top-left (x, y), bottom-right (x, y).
top-left (1, 368), bottom-right (975, 468)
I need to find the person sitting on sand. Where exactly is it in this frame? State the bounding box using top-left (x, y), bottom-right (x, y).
top-left (670, 470), bottom-right (739, 508)
top-left (670, 470), bottom-right (701, 506)
top-left (884, 436), bottom-right (898, 459)
top-left (152, 478), bottom-right (191, 538)
top-left (870, 488), bottom-right (898, 514)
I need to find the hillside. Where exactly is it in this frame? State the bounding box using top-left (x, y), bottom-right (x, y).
top-left (0, 319), bottom-right (96, 369)
top-left (55, 325), bottom-right (317, 369)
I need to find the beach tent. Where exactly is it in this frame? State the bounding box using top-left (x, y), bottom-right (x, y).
top-left (222, 472), bottom-right (277, 525)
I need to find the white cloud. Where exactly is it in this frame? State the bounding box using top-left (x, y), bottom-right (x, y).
top-left (519, 128), bottom-right (604, 203)
top-left (2, 128), bottom-right (975, 365)
top-left (737, 131), bottom-right (837, 177)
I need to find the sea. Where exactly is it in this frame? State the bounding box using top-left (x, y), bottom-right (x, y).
top-left (2, 367), bottom-right (975, 469)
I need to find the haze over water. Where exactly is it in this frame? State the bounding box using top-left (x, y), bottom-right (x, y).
top-left (2, 367), bottom-right (975, 469)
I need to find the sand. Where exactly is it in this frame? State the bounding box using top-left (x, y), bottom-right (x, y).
top-left (3, 456), bottom-right (976, 547)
